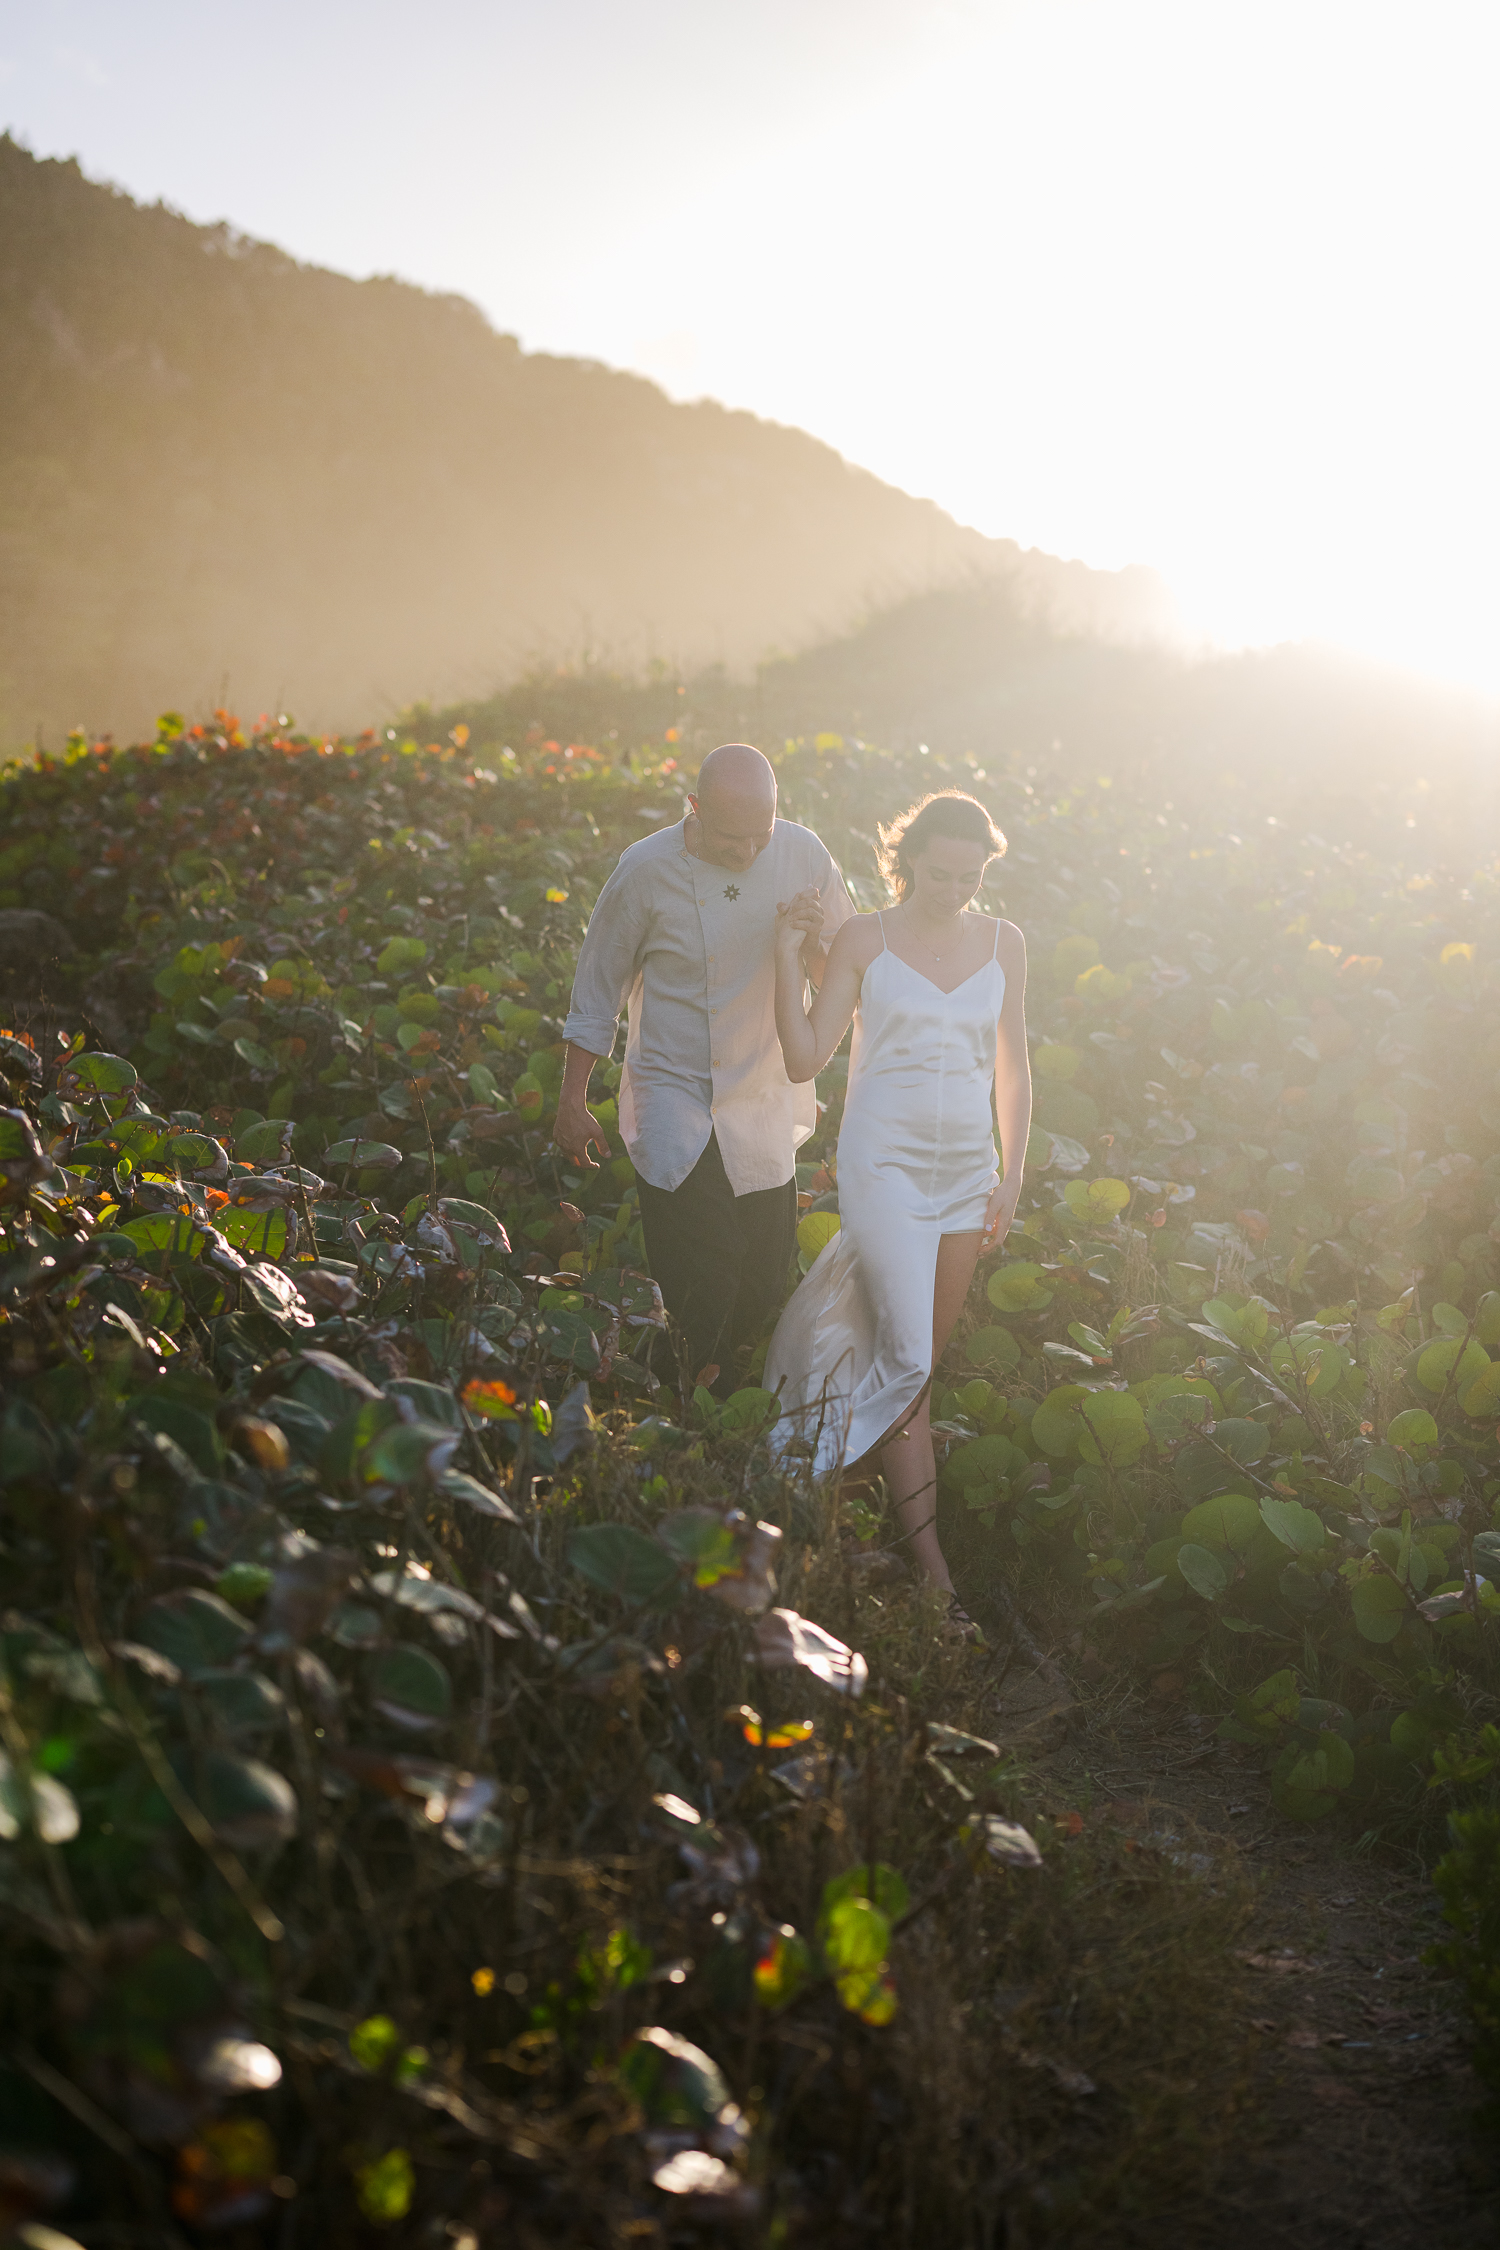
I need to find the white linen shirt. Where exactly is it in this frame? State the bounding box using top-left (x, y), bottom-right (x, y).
top-left (563, 816), bottom-right (854, 1195)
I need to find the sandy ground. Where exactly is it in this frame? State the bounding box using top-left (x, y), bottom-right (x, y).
top-left (1014, 1675), bottom-right (1500, 2250)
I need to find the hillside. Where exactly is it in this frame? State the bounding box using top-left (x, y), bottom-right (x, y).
top-left (0, 137), bottom-right (1175, 749)
top-left (435, 575), bottom-right (1500, 855)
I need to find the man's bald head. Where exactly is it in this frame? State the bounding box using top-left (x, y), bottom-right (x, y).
top-left (687, 743), bottom-right (778, 871)
top-left (696, 742), bottom-right (776, 808)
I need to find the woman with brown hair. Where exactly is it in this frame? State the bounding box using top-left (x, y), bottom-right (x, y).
top-left (764, 790), bottom-right (1031, 1634)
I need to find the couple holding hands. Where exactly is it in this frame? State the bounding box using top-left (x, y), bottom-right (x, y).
top-left (555, 743), bottom-right (1031, 1635)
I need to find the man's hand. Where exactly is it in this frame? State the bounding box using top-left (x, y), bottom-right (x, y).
top-left (776, 886), bottom-right (824, 962)
top-left (554, 1097), bottom-right (611, 1169)
top-left (556, 1041), bottom-right (612, 1169)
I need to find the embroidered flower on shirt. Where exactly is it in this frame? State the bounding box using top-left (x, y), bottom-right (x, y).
top-left (723, 883), bottom-right (741, 901)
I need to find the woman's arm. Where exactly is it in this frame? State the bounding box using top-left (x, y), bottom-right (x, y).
top-left (774, 897), bottom-right (866, 1083)
top-left (982, 924), bottom-right (1031, 1250)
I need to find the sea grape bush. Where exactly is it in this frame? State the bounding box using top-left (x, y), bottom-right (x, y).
top-left (0, 700), bottom-right (1498, 2228)
top-left (1, 712), bottom-right (1147, 2244)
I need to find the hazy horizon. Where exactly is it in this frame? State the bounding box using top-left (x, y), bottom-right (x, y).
top-left (4, 0), bottom-right (1498, 697)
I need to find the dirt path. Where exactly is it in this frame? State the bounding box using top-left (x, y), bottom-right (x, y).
top-left (1015, 1682), bottom-right (1500, 2249)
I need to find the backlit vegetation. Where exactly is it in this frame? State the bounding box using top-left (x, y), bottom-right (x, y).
top-left (1, 697), bottom-right (1497, 2239)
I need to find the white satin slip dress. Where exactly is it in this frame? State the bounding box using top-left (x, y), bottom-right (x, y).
top-left (764, 912), bottom-right (1005, 1477)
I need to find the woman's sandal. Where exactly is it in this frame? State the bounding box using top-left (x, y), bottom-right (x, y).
top-left (941, 1595), bottom-right (985, 1646)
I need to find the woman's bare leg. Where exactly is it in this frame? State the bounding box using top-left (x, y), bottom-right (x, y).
top-left (880, 1231), bottom-right (984, 1592)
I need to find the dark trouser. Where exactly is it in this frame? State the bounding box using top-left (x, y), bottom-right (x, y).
top-left (635, 1133), bottom-right (797, 1397)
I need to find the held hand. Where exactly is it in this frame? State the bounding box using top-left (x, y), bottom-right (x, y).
top-left (554, 1098), bottom-right (610, 1170)
top-left (980, 1179), bottom-right (1020, 1253)
top-left (782, 886), bottom-right (827, 958)
top-left (775, 887), bottom-right (823, 957)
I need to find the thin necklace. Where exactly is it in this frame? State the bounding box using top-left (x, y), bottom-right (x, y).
top-left (902, 900), bottom-right (964, 962)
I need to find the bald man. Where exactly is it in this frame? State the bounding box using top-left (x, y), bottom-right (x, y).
top-left (558, 744), bottom-right (853, 1394)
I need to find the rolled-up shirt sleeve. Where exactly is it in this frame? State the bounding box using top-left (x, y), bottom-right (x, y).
top-left (562, 859), bottom-right (646, 1058)
top-left (818, 849), bottom-right (856, 943)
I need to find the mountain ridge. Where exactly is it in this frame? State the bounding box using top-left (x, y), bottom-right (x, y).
top-left (0, 137), bottom-right (1176, 747)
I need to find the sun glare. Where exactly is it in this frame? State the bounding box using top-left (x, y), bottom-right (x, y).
top-left (3, 0), bottom-right (1498, 691)
top-left (574, 2), bottom-right (1500, 692)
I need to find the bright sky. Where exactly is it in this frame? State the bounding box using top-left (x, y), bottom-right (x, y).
top-left (4, 0), bottom-right (1499, 689)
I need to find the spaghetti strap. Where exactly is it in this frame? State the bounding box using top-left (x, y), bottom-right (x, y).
top-left (991, 917), bottom-right (1001, 962)
top-left (876, 911), bottom-right (889, 952)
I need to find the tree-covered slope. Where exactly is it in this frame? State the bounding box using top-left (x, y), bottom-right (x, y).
top-left (0, 137), bottom-right (1175, 750)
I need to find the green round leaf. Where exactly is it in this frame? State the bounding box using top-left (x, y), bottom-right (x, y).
top-left (1076, 1389), bottom-right (1147, 1466)
top-left (61, 1052), bottom-right (139, 1096)
top-left (1176, 1542), bottom-right (1228, 1600)
top-left (367, 1645), bottom-right (453, 1729)
top-left (195, 1751), bottom-right (298, 1847)
top-left (121, 1212), bottom-right (210, 1261)
top-left (1143, 1535), bottom-right (1187, 1585)
top-left (820, 1862), bottom-right (912, 1918)
top-left (940, 1432), bottom-right (1028, 1491)
top-left (236, 1117), bottom-right (294, 1163)
top-left (1389, 1710), bottom-right (1434, 1760)
top-left (324, 1137), bottom-right (403, 1170)
top-left (1414, 1336), bottom-right (1490, 1395)
top-left (1233, 1669), bottom-right (1300, 1739)
top-left (1270, 1731), bottom-right (1354, 1819)
top-left (567, 1523), bottom-right (679, 1604)
top-left (192, 1668), bottom-right (286, 1736)
top-left (797, 1210), bottom-right (840, 1270)
top-left (216, 1562), bottom-right (274, 1610)
top-left (218, 1205), bottom-right (292, 1259)
top-left (1203, 1295), bottom-right (1273, 1349)
top-left (1350, 1573), bottom-right (1410, 1643)
top-left (1063, 1176), bottom-right (1131, 1222)
top-left (362, 1419), bottom-right (460, 1486)
top-left (986, 1261), bottom-right (1054, 1314)
top-left (356, 2148), bottom-right (415, 2225)
top-left (65, 1137), bottom-right (121, 1172)
top-left (1030, 1383), bottom-right (1089, 1457)
top-left (1258, 1495), bottom-right (1326, 1554)
top-left (350, 2015), bottom-right (403, 2072)
top-left (167, 1131), bottom-right (221, 1170)
top-left (718, 1386), bottom-right (782, 1434)
top-left (1460, 1363), bottom-right (1500, 1419)
top-left (140, 1588), bottom-right (253, 1677)
top-left (1385, 1407), bottom-right (1439, 1449)
top-left (964, 1325), bottom-right (1022, 1371)
top-left (1174, 1419), bottom-right (1267, 1498)
top-left (823, 1895), bottom-right (891, 1974)
top-left (376, 935), bottom-right (430, 976)
top-left (233, 1036), bottom-right (278, 1072)
top-left (1179, 1491), bottom-right (1261, 1556)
